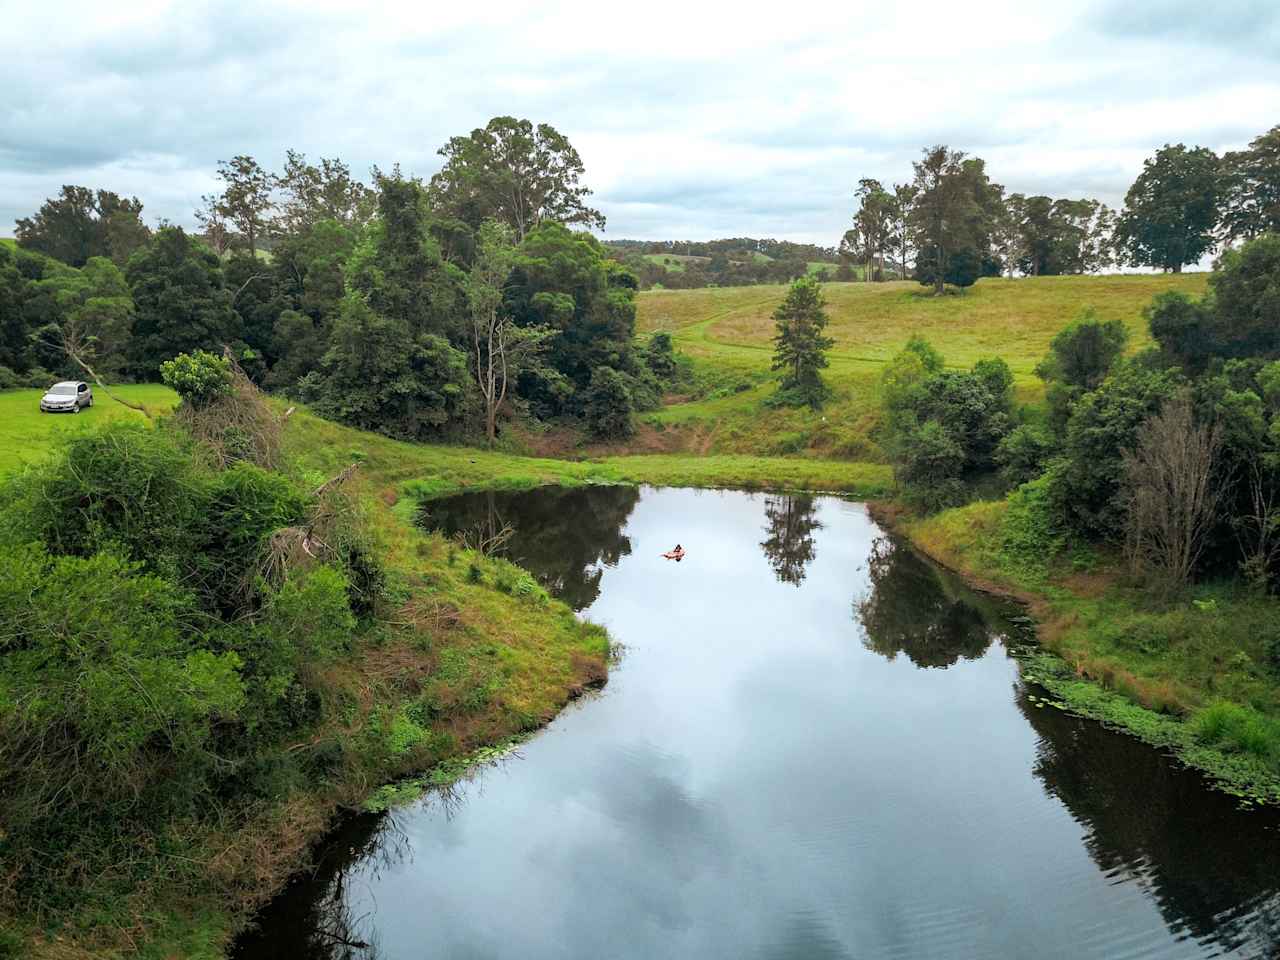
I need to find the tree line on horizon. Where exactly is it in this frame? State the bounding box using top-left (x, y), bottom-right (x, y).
top-left (3, 119), bottom-right (1277, 441)
top-left (604, 237), bottom-right (843, 289)
top-left (846, 124), bottom-right (1280, 293)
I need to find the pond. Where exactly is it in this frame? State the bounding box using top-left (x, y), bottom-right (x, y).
top-left (234, 486), bottom-right (1280, 959)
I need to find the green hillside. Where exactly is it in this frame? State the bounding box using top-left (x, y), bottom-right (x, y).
top-left (631, 274), bottom-right (1210, 457)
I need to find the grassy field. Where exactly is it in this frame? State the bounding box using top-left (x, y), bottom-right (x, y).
top-left (0, 384), bottom-right (891, 500)
top-left (633, 274), bottom-right (1210, 457)
top-left (0, 384), bottom-right (178, 465)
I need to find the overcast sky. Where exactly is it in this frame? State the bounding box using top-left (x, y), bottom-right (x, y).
top-left (2, 0), bottom-right (1277, 246)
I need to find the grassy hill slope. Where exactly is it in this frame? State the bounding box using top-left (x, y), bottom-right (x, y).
top-left (631, 274), bottom-right (1210, 457)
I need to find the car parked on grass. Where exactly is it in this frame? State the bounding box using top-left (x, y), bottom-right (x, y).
top-left (39, 381), bottom-right (93, 413)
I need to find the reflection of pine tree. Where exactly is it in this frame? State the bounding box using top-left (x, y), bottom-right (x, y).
top-left (760, 495), bottom-right (822, 586)
top-left (419, 486), bottom-right (641, 610)
top-left (855, 537), bottom-right (993, 668)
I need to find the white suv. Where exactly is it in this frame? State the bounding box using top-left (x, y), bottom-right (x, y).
top-left (39, 381), bottom-right (93, 413)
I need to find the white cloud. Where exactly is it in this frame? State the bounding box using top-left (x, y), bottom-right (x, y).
top-left (1, 0), bottom-right (1277, 244)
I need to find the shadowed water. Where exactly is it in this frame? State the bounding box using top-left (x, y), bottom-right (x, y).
top-left (234, 487), bottom-right (1280, 960)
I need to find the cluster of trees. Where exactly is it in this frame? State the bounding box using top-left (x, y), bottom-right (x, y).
top-left (3, 117), bottom-right (682, 441)
top-left (850, 124), bottom-right (1280, 292)
top-left (605, 238), bottom-right (840, 290)
top-left (845, 151), bottom-right (1112, 292)
top-left (882, 231), bottom-right (1280, 599)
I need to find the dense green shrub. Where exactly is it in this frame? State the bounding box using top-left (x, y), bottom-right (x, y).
top-left (1035, 310), bottom-right (1129, 429)
top-left (1148, 235), bottom-right (1280, 371)
top-left (11, 423), bottom-right (205, 575)
top-left (644, 331), bottom-right (678, 380)
top-left (1266, 628), bottom-right (1280, 675)
top-left (0, 544), bottom-right (242, 826)
top-left (1036, 310), bottom-right (1128, 391)
top-left (0, 420), bottom-right (382, 919)
top-left (880, 340), bottom-right (1014, 510)
top-left (583, 365), bottom-right (635, 439)
top-left (624, 364), bottom-right (664, 412)
top-left (995, 424), bottom-right (1054, 487)
top-left (1047, 359), bottom-right (1182, 539)
top-left (999, 473), bottom-right (1068, 570)
top-left (160, 349), bottom-right (233, 408)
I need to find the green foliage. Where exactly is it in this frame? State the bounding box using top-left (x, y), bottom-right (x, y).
top-left (769, 277), bottom-right (834, 409)
top-left (1115, 143), bottom-right (1221, 272)
top-left (999, 474), bottom-right (1068, 572)
top-left (262, 566), bottom-right (356, 665)
top-left (508, 223), bottom-right (639, 416)
top-left (880, 340), bottom-right (1015, 510)
top-left (160, 349), bottom-right (233, 408)
top-left (910, 146), bottom-right (1003, 294)
top-left (10, 423), bottom-right (205, 572)
top-left (995, 423), bottom-right (1054, 487)
top-left (348, 172), bottom-right (467, 343)
top-left (583, 365), bottom-right (636, 439)
top-left (0, 416), bottom-right (384, 932)
top-left (1207, 234), bottom-right (1280, 360)
top-left (15, 185), bottom-right (150, 268)
top-left (644, 331), bottom-right (678, 380)
top-left (1220, 124), bottom-right (1280, 243)
top-left (1193, 702), bottom-right (1280, 762)
top-left (1147, 236), bottom-right (1280, 371)
top-left (893, 419), bottom-right (968, 510)
top-left (1146, 290), bottom-right (1215, 370)
top-left (1047, 359), bottom-right (1182, 539)
top-left (0, 543), bottom-right (243, 838)
top-left (1036, 309), bottom-right (1129, 390)
top-left (303, 294), bottom-right (476, 442)
top-left (428, 116), bottom-right (605, 241)
top-left (126, 226), bottom-right (239, 376)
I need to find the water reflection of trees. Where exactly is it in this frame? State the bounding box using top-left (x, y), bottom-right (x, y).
top-left (855, 537), bottom-right (996, 668)
top-left (419, 485), bottom-right (641, 610)
top-left (759, 494), bottom-right (822, 586)
top-left (233, 782), bottom-right (480, 960)
top-left (231, 811), bottom-right (409, 959)
top-left (1018, 688), bottom-right (1280, 957)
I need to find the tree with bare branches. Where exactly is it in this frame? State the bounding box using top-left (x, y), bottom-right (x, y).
top-left (1233, 457), bottom-right (1280, 593)
top-left (467, 220), bottom-right (550, 445)
top-left (1122, 393), bottom-right (1223, 591)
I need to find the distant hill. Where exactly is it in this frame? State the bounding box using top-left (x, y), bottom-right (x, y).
top-left (607, 237), bottom-right (846, 289)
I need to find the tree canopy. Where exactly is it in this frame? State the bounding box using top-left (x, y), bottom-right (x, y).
top-left (1115, 143), bottom-right (1221, 272)
top-left (16, 186), bottom-right (150, 267)
top-left (429, 116), bottom-right (605, 242)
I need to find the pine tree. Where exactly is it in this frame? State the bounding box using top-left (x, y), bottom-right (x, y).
top-left (770, 277), bottom-right (834, 408)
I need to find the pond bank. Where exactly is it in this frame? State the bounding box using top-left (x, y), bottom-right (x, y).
top-left (867, 499), bottom-right (1280, 806)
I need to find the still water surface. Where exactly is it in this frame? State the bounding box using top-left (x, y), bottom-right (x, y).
top-left (235, 486), bottom-right (1280, 959)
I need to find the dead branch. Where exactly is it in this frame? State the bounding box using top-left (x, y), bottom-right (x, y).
top-left (37, 324), bottom-right (152, 418)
